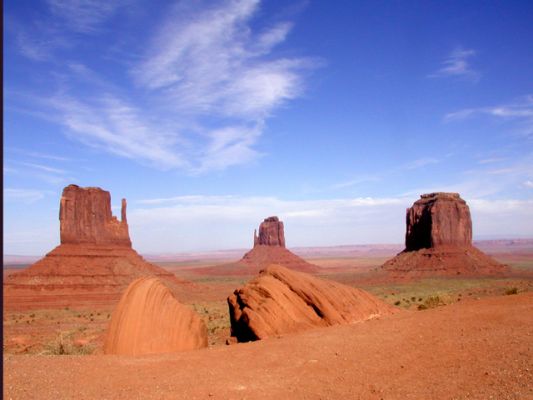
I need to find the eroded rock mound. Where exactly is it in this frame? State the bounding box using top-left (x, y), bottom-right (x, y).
top-left (228, 265), bottom-right (395, 342)
top-left (104, 277), bottom-right (207, 355)
top-left (382, 192), bottom-right (507, 278)
top-left (4, 185), bottom-right (187, 310)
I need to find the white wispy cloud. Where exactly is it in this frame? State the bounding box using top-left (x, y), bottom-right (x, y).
top-left (403, 157), bottom-right (440, 170)
top-left (430, 47), bottom-right (479, 81)
top-left (8, 0), bottom-right (123, 62)
top-left (12, 1), bottom-right (315, 173)
top-left (8, 148), bottom-right (73, 162)
top-left (15, 30), bottom-right (53, 61)
top-left (137, 194), bottom-right (239, 205)
top-left (469, 198), bottom-right (533, 213)
top-left (524, 180), bottom-right (533, 188)
top-left (6, 16), bottom-right (71, 62)
top-left (133, 195), bottom-right (408, 227)
top-left (469, 198), bottom-right (533, 239)
top-left (478, 157), bottom-right (506, 164)
top-left (18, 162), bottom-right (68, 175)
top-left (4, 188), bottom-right (47, 203)
top-left (330, 159), bottom-right (441, 193)
top-left (403, 152), bottom-right (533, 200)
top-left (198, 124), bottom-right (264, 171)
top-left (444, 95), bottom-right (533, 136)
top-left (331, 175), bottom-right (381, 190)
top-left (445, 96), bottom-right (533, 120)
top-left (128, 0), bottom-right (314, 171)
top-left (6, 159), bottom-right (75, 185)
top-left (46, 0), bottom-right (123, 33)
top-left (47, 93), bottom-right (189, 169)
top-left (137, 194), bottom-right (406, 210)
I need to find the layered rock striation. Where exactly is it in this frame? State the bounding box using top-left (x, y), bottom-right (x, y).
top-left (4, 185), bottom-right (186, 310)
top-left (382, 193), bottom-right (507, 278)
top-left (228, 265), bottom-right (395, 342)
top-left (104, 277), bottom-right (207, 355)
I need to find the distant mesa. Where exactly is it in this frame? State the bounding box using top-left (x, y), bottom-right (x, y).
top-left (104, 277), bottom-right (207, 356)
top-left (197, 216), bottom-right (320, 275)
top-left (4, 184), bottom-right (188, 310)
top-left (381, 192), bottom-right (508, 278)
top-left (228, 264), bottom-right (396, 342)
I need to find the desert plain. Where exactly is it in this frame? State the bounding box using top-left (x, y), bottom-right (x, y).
top-left (4, 238), bottom-right (533, 399)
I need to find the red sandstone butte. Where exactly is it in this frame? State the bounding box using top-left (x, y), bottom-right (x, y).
top-left (197, 216), bottom-right (320, 275)
top-left (59, 185), bottom-right (131, 247)
top-left (104, 277), bottom-right (207, 356)
top-left (382, 192), bottom-right (507, 278)
top-left (228, 264), bottom-right (396, 342)
top-left (254, 216), bottom-right (286, 247)
top-left (405, 192), bottom-right (472, 250)
top-left (4, 185), bottom-right (186, 310)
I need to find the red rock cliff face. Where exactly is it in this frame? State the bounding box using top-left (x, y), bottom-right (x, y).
top-left (59, 184), bottom-right (131, 247)
top-left (405, 192), bottom-right (472, 251)
top-left (254, 216), bottom-right (285, 247)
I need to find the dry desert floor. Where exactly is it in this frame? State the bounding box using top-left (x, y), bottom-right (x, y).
top-left (4, 245), bottom-right (533, 399)
top-left (4, 292), bottom-right (533, 400)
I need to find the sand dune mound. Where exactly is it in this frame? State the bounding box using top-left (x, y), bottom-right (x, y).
top-left (197, 216), bottom-right (319, 275)
top-left (228, 264), bottom-right (395, 342)
top-left (104, 277), bottom-right (207, 355)
top-left (382, 193), bottom-right (508, 278)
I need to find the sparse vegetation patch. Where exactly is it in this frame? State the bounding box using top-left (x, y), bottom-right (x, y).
top-left (505, 287), bottom-right (518, 295)
top-left (418, 296), bottom-right (443, 310)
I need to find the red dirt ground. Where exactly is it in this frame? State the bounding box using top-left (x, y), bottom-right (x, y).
top-left (4, 293), bottom-right (532, 400)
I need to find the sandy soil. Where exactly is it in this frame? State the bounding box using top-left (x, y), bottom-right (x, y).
top-left (4, 292), bottom-right (532, 400)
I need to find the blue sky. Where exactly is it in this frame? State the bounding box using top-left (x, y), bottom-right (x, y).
top-left (4, 0), bottom-right (533, 256)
